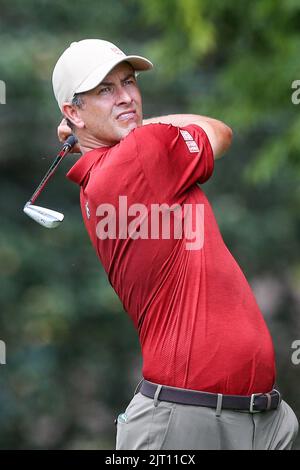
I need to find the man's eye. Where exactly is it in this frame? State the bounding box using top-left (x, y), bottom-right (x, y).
top-left (99, 87), bottom-right (111, 94)
top-left (124, 79), bottom-right (134, 85)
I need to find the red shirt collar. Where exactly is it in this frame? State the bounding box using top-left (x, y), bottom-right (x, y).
top-left (66, 147), bottom-right (108, 186)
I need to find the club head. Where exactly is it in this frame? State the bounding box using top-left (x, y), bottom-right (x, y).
top-left (23, 203), bottom-right (64, 229)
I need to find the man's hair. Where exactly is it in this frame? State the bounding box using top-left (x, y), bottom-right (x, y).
top-left (66, 93), bottom-right (85, 131)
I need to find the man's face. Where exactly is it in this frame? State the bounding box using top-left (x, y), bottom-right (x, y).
top-left (75, 62), bottom-right (143, 146)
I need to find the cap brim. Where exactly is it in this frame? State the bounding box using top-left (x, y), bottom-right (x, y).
top-left (75, 55), bottom-right (153, 95)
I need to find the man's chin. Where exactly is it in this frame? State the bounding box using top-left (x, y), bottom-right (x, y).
top-left (119, 122), bottom-right (139, 138)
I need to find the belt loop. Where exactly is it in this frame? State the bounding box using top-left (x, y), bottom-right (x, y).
top-left (215, 393), bottom-right (223, 417)
top-left (154, 385), bottom-right (163, 407)
top-left (134, 378), bottom-right (144, 395)
top-left (273, 389), bottom-right (281, 405)
top-left (265, 393), bottom-right (272, 411)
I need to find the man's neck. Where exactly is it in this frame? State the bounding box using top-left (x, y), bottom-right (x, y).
top-left (78, 134), bottom-right (114, 154)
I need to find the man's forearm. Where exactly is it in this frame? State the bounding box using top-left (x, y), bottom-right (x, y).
top-left (143, 113), bottom-right (220, 128)
top-left (143, 114), bottom-right (233, 159)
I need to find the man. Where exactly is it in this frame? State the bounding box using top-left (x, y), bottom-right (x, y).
top-left (53, 39), bottom-right (298, 450)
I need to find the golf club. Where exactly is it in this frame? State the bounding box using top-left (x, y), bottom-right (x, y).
top-left (23, 134), bottom-right (78, 228)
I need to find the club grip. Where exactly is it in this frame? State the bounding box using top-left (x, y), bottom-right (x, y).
top-left (63, 134), bottom-right (78, 150)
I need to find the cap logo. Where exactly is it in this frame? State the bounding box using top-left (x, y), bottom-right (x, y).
top-left (110, 47), bottom-right (124, 56)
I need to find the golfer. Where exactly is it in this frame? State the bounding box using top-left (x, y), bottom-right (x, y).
top-left (53, 39), bottom-right (298, 450)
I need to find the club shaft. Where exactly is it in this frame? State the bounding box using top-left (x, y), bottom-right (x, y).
top-left (28, 136), bottom-right (77, 205)
top-left (29, 152), bottom-right (66, 204)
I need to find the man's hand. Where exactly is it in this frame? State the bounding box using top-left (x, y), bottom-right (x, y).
top-left (57, 118), bottom-right (81, 153)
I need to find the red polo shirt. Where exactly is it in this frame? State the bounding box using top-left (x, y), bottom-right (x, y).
top-left (67, 123), bottom-right (275, 395)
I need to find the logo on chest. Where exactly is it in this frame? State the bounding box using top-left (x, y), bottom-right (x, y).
top-left (85, 201), bottom-right (91, 220)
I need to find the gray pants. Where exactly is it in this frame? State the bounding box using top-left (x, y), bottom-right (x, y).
top-left (116, 391), bottom-right (299, 450)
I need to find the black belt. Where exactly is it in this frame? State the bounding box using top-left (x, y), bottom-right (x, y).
top-left (139, 380), bottom-right (281, 413)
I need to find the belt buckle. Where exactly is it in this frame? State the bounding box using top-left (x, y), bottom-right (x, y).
top-left (249, 393), bottom-right (263, 413)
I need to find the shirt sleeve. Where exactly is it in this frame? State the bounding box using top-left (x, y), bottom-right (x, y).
top-left (133, 123), bottom-right (214, 202)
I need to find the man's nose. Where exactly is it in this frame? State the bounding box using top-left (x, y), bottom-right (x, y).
top-left (115, 87), bottom-right (132, 105)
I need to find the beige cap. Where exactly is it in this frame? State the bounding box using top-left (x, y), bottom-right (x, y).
top-left (52, 39), bottom-right (153, 111)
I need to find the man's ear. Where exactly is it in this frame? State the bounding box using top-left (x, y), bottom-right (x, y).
top-left (62, 102), bottom-right (85, 129)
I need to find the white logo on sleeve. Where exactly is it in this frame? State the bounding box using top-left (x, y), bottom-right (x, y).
top-left (85, 201), bottom-right (91, 219)
top-left (180, 129), bottom-right (200, 153)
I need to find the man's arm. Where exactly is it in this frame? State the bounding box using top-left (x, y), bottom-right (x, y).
top-left (57, 114), bottom-right (233, 158)
top-left (143, 114), bottom-right (233, 160)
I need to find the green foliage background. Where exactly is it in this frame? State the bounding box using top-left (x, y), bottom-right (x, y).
top-left (0, 0), bottom-right (299, 449)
